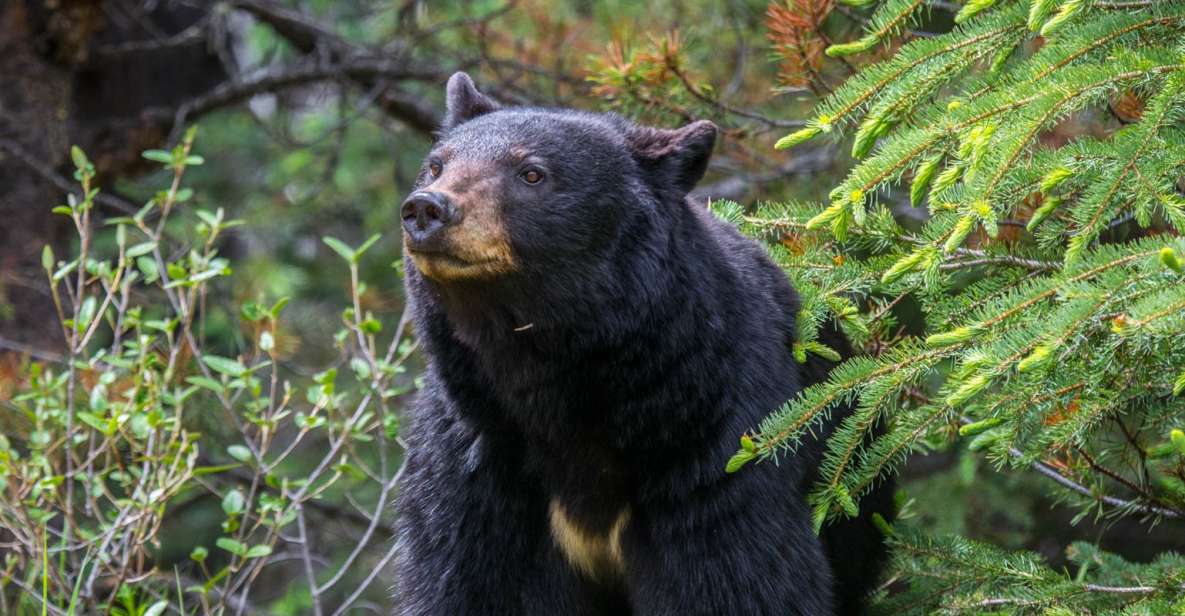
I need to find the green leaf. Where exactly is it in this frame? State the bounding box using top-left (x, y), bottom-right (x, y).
top-left (870, 512), bottom-right (894, 536)
top-left (215, 537), bottom-right (247, 556)
top-left (78, 296), bottom-right (97, 330)
top-left (1039, 166), bottom-right (1073, 194)
top-left (826, 35), bottom-right (877, 58)
top-left (142, 150), bottom-right (174, 164)
top-left (355, 233), bottom-right (382, 259)
top-left (227, 445), bottom-right (253, 464)
top-left (322, 236), bottom-right (355, 262)
top-left (351, 357), bottom-right (372, 381)
top-left (955, 0), bottom-right (998, 24)
top-left (194, 464), bottom-right (240, 477)
top-left (968, 428), bottom-right (1005, 452)
top-left (1039, 0), bottom-right (1084, 36)
top-left (1172, 430), bottom-right (1185, 456)
top-left (1026, 196), bottom-right (1061, 232)
top-left (943, 216), bottom-right (976, 253)
top-left (186, 375), bottom-right (225, 393)
top-left (881, 248), bottom-right (928, 284)
top-left (834, 484), bottom-right (859, 517)
top-left (959, 417), bottom-right (1003, 437)
top-left (1028, 0), bottom-right (1059, 30)
top-left (1160, 247), bottom-right (1183, 273)
top-left (910, 155), bottom-right (942, 207)
top-left (221, 489), bottom-right (245, 515)
top-left (946, 373), bottom-right (991, 408)
top-left (801, 341), bottom-right (842, 362)
top-left (1016, 345), bottom-right (1052, 373)
top-left (775, 126), bottom-right (822, 150)
top-left (725, 449), bottom-right (756, 473)
top-left (136, 256), bottom-right (159, 282)
top-left (70, 145), bottom-right (89, 170)
top-left (126, 241), bottom-right (158, 258)
top-left (240, 301), bottom-right (266, 322)
top-left (202, 355), bottom-right (247, 378)
top-left (195, 209), bottom-right (220, 227)
top-left (925, 326), bottom-right (976, 348)
top-left (245, 545), bottom-right (273, 559)
top-left (812, 500), bottom-right (829, 534)
top-left (41, 245), bottom-right (54, 272)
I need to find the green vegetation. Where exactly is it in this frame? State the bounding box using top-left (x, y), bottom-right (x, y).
top-left (3, 132), bottom-right (412, 613)
top-left (727, 0), bottom-right (1185, 611)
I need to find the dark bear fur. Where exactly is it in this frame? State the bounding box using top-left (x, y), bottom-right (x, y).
top-left (392, 72), bottom-right (893, 616)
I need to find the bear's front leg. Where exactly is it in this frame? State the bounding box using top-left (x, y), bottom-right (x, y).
top-left (393, 396), bottom-right (591, 615)
top-left (627, 464), bottom-right (835, 616)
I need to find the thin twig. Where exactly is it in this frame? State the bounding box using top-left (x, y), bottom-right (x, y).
top-left (0, 138), bottom-right (138, 214)
top-left (0, 336), bottom-right (63, 362)
top-left (296, 507), bottom-right (324, 616)
top-left (942, 248), bottom-right (1060, 272)
top-left (666, 62), bottom-right (807, 129)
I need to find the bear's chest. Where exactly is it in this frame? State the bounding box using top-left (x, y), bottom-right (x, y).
top-left (549, 498), bottom-right (631, 582)
top-left (526, 440), bottom-right (634, 582)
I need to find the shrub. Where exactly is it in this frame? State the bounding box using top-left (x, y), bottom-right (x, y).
top-left (0, 131), bottom-right (410, 614)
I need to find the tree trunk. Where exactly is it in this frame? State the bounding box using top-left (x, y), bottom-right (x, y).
top-left (0, 0), bottom-right (226, 353)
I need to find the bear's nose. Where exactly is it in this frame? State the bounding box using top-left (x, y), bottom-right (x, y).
top-left (401, 191), bottom-right (457, 247)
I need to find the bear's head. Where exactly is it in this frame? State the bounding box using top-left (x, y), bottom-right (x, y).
top-left (401, 72), bottom-right (716, 288)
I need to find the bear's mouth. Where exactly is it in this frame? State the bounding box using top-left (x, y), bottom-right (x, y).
top-left (407, 249), bottom-right (511, 281)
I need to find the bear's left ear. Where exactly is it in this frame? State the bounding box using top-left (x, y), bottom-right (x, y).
top-left (443, 72), bottom-right (501, 131)
top-left (626, 120), bottom-right (718, 194)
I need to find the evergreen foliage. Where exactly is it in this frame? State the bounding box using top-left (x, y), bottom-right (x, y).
top-left (729, 0), bottom-right (1185, 610)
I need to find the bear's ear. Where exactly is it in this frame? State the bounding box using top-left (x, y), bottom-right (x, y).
top-left (626, 120), bottom-right (718, 194)
top-left (443, 72), bottom-right (501, 131)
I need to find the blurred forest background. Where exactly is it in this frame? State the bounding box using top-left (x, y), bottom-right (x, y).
top-left (1, 0), bottom-right (1183, 613)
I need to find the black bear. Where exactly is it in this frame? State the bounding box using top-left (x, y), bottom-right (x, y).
top-left (392, 72), bottom-right (892, 615)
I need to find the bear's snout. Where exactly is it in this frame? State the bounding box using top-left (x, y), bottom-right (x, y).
top-left (401, 190), bottom-right (459, 249)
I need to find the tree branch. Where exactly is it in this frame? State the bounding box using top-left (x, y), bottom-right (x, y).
top-left (230, 0), bottom-right (445, 135)
top-left (145, 59), bottom-right (444, 144)
top-left (0, 138), bottom-right (138, 215)
top-left (689, 144), bottom-right (837, 204)
top-left (954, 415), bottom-right (1185, 519)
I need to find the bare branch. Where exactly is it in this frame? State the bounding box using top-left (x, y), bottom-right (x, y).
top-left (940, 249), bottom-right (1061, 272)
top-left (148, 59), bottom-right (444, 144)
top-left (689, 144), bottom-right (837, 205)
top-left (0, 138), bottom-right (138, 215)
top-left (0, 335), bottom-right (64, 362)
top-left (230, 0), bottom-right (445, 135)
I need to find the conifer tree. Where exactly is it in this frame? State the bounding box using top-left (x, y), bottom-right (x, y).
top-left (727, 0), bottom-right (1185, 610)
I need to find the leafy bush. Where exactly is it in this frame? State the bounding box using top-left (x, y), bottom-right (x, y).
top-left (726, 0), bottom-right (1185, 611)
top-left (0, 132), bottom-right (411, 613)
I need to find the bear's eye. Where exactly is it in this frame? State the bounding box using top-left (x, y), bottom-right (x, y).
top-left (427, 160), bottom-right (443, 179)
top-left (520, 168), bottom-right (544, 185)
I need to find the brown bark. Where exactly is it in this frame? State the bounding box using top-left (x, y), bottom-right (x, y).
top-left (0, 0), bottom-right (227, 351)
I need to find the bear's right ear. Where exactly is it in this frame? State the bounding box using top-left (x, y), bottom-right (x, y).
top-left (626, 120), bottom-right (718, 195)
top-left (442, 72), bottom-right (501, 131)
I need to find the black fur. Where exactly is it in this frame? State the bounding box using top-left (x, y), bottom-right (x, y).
top-left (392, 72), bottom-right (892, 615)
